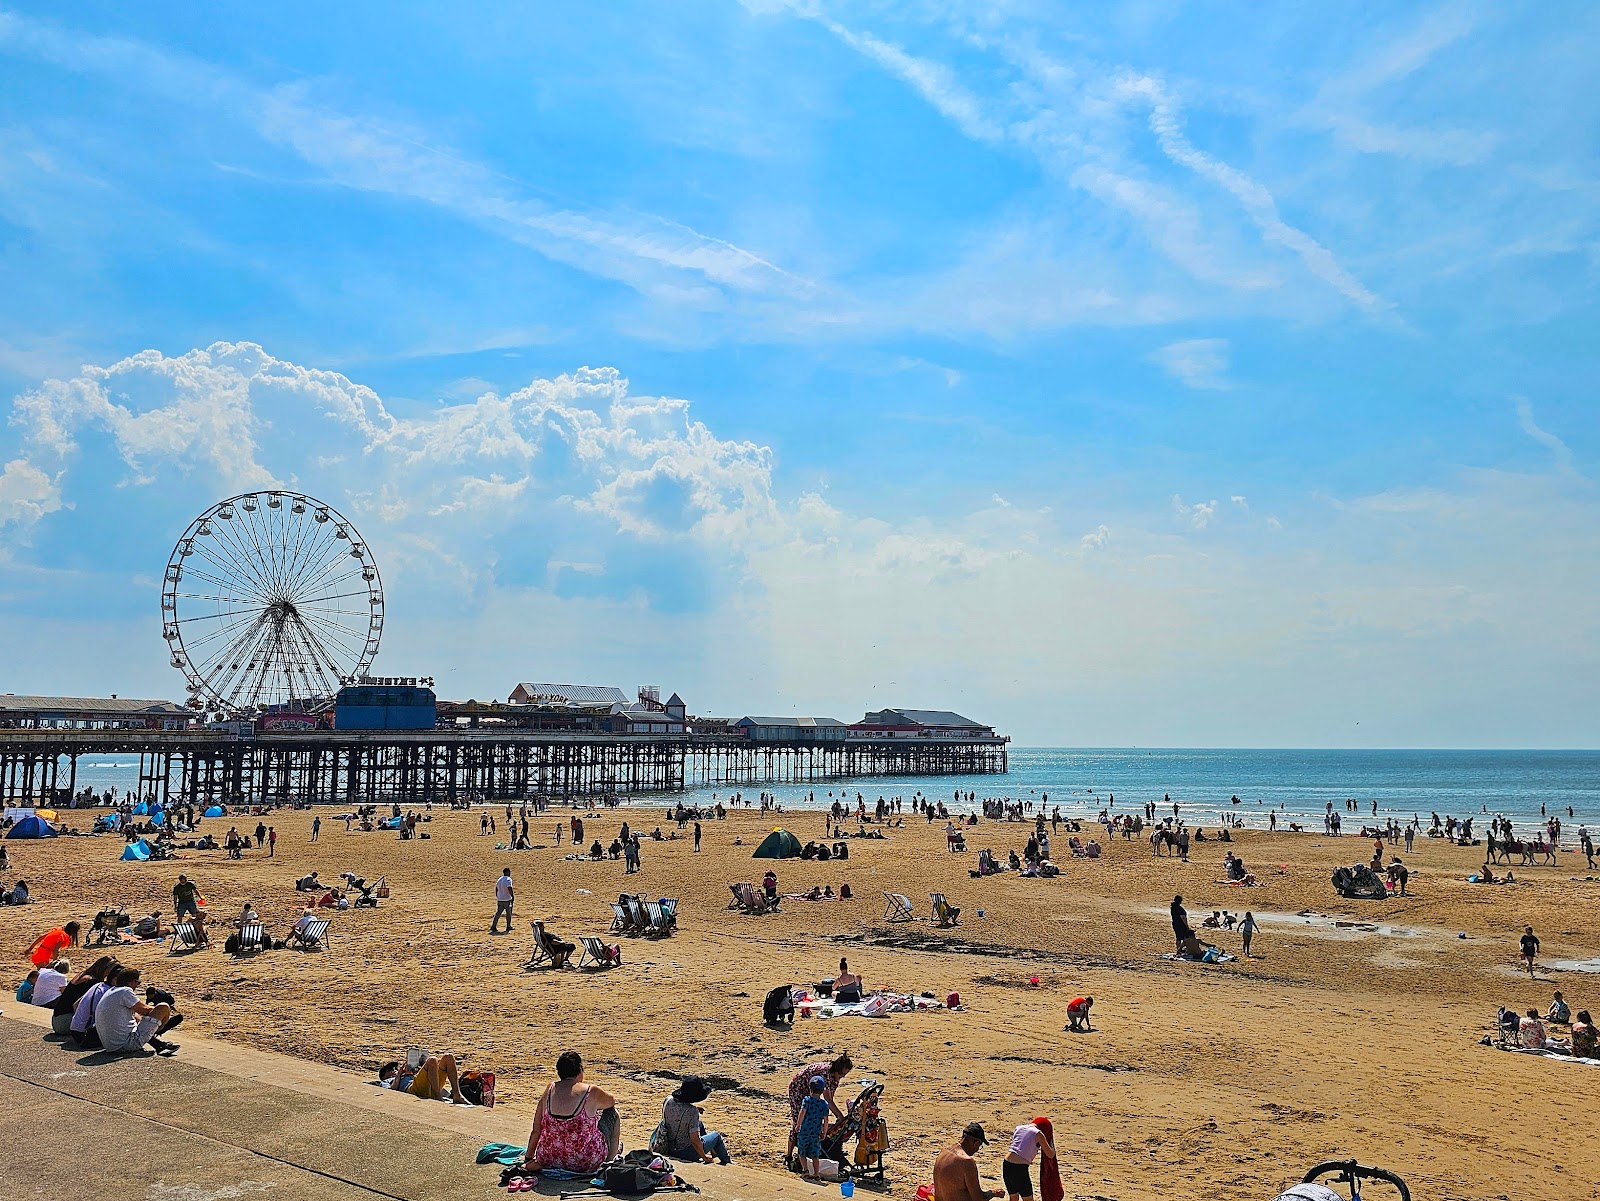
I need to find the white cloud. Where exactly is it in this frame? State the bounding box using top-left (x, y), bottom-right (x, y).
top-left (1152, 338), bottom-right (1231, 390)
top-left (1080, 523), bottom-right (1110, 551)
top-left (1514, 396), bottom-right (1579, 479)
top-left (1172, 494), bottom-right (1218, 529)
top-left (1231, 495), bottom-right (1249, 509)
top-left (0, 11), bottom-right (806, 306)
top-left (0, 457), bottom-right (62, 529)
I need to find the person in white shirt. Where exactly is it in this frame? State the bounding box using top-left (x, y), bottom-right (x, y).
top-left (491, 867), bottom-right (515, 934)
top-left (93, 966), bottom-right (179, 1056)
top-left (32, 959), bottom-right (71, 1006)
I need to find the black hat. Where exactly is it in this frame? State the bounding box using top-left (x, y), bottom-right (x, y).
top-left (673, 1075), bottom-right (712, 1104)
top-left (962, 1122), bottom-right (988, 1145)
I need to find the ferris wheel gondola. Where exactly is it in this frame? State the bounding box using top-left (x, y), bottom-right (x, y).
top-left (160, 490), bottom-right (384, 713)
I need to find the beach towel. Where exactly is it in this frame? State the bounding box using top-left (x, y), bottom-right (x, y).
top-left (476, 1142), bottom-right (525, 1165)
top-left (1035, 1116), bottom-right (1064, 1201)
top-left (1161, 950), bottom-right (1237, 965)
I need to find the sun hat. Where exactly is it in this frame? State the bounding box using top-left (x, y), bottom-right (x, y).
top-left (672, 1076), bottom-right (712, 1104)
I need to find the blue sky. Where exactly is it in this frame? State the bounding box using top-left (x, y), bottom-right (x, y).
top-left (1, 2), bottom-right (1597, 746)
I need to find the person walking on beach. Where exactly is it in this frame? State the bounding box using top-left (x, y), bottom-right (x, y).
top-left (694, 821), bottom-right (702, 852)
top-left (491, 868), bottom-right (515, 935)
top-left (310, 815), bottom-right (320, 842)
top-left (1520, 926), bottom-right (1541, 979)
top-left (1241, 911), bottom-right (1258, 959)
top-left (933, 1123), bottom-right (1005, 1201)
top-left (267, 827), bottom-right (276, 857)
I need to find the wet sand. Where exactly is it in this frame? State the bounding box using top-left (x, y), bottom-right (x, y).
top-left (3, 805), bottom-right (1596, 1200)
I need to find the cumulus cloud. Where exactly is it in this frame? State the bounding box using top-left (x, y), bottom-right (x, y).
top-left (1172, 494), bottom-right (1219, 529)
top-left (1080, 524), bottom-right (1110, 551)
top-left (1152, 338), bottom-right (1231, 389)
top-left (0, 457), bottom-right (62, 528)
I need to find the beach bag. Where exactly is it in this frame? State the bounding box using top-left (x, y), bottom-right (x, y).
top-left (377, 884), bottom-right (390, 899)
top-left (224, 933), bottom-right (241, 954)
top-left (601, 1149), bottom-right (675, 1192)
top-left (859, 995), bottom-right (891, 1018)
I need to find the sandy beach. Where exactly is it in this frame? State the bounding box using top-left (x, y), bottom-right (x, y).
top-left (5, 802), bottom-right (1597, 1201)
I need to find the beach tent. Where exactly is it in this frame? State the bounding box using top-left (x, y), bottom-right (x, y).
top-left (6, 815), bottom-right (58, 839)
top-left (203, 805), bottom-right (225, 818)
top-left (753, 828), bottom-right (802, 859)
top-left (132, 801), bottom-right (149, 815)
top-left (120, 839), bottom-right (152, 862)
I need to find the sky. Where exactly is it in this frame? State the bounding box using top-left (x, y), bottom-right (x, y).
top-left (0, 2), bottom-right (1597, 747)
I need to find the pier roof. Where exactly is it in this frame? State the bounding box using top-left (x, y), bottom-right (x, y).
top-left (0, 693), bottom-right (187, 715)
top-left (510, 682), bottom-right (629, 706)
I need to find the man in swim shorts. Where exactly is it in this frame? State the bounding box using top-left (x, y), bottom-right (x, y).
top-left (932, 1122), bottom-right (1005, 1201)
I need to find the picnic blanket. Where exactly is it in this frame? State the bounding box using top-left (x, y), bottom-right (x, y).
top-left (1161, 950), bottom-right (1237, 965)
top-left (1484, 1043), bottom-right (1600, 1067)
top-left (807, 991), bottom-right (946, 1018)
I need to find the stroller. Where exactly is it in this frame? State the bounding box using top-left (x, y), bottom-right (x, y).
top-left (345, 874), bottom-right (385, 907)
top-left (1275, 1160), bottom-right (1410, 1201)
top-left (89, 904), bottom-right (132, 945)
top-left (819, 1081), bottom-right (888, 1185)
top-left (763, 984), bottom-right (796, 1027)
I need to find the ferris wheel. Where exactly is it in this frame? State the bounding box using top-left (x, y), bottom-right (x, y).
top-left (161, 491), bottom-right (384, 712)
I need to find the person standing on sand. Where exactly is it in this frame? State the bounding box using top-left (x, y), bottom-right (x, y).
top-left (1170, 896), bottom-right (1192, 954)
top-left (267, 827), bottom-right (276, 857)
top-left (1520, 926), bottom-right (1540, 979)
top-left (694, 821), bottom-right (702, 852)
top-left (310, 815), bottom-right (320, 842)
top-left (934, 1123), bottom-right (1005, 1201)
top-left (1241, 912), bottom-right (1258, 959)
top-left (492, 867), bottom-right (515, 934)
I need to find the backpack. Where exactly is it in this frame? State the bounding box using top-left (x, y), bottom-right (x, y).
top-left (600, 1150), bottom-right (679, 1194)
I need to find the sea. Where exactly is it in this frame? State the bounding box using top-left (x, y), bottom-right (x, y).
top-left (61, 747), bottom-right (1600, 829)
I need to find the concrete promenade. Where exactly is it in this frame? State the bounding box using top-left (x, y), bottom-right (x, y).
top-left (0, 1002), bottom-right (845, 1201)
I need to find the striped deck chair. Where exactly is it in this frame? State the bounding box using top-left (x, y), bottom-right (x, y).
top-left (930, 892), bottom-right (962, 927)
top-left (168, 920), bottom-right (209, 955)
top-left (882, 892), bottom-right (915, 922)
top-left (289, 916), bottom-right (332, 951)
top-left (609, 901), bottom-right (632, 934)
top-left (525, 921), bottom-right (562, 969)
top-left (578, 936), bottom-right (621, 969)
top-left (233, 919), bottom-right (267, 956)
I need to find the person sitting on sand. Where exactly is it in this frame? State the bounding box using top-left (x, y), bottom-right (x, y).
top-left (1202, 911), bottom-right (1222, 929)
top-left (1571, 1011), bottom-right (1596, 1058)
top-left (1548, 991), bottom-right (1571, 1025)
top-left (833, 958), bottom-right (863, 1004)
top-left (2, 878), bottom-right (29, 906)
top-left (1518, 1008), bottom-right (1547, 1050)
top-left (524, 1051), bottom-right (619, 1175)
top-left (1477, 863), bottom-right (1496, 884)
top-left (379, 1052), bottom-right (471, 1103)
top-left (934, 1123), bottom-right (1006, 1201)
top-left (654, 1075), bottom-right (732, 1165)
top-left (16, 969), bottom-right (38, 1003)
top-left (589, 839), bottom-right (604, 860)
top-left (1066, 995), bottom-right (1094, 1032)
top-left (295, 871), bottom-right (321, 892)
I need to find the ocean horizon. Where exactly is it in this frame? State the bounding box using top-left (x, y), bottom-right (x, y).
top-left (59, 745), bottom-right (1600, 829)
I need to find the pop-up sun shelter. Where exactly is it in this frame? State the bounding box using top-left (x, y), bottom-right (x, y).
top-left (752, 828), bottom-right (802, 859)
top-left (203, 805), bottom-right (225, 818)
top-left (120, 839), bottom-right (152, 861)
top-left (6, 815), bottom-right (58, 839)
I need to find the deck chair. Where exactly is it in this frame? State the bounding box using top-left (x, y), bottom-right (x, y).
top-left (289, 916), bottom-right (332, 952)
top-left (658, 897), bottom-right (679, 931)
top-left (728, 883), bottom-right (746, 909)
top-left (609, 901), bottom-right (631, 934)
top-left (525, 921), bottom-right (558, 969)
top-left (627, 895), bottom-right (660, 936)
top-left (168, 920), bottom-right (209, 954)
top-left (930, 892), bottom-right (962, 927)
top-left (577, 936), bottom-right (621, 969)
top-left (883, 892), bottom-right (915, 922)
top-left (233, 919), bottom-right (267, 956)
top-left (736, 882), bottom-right (774, 914)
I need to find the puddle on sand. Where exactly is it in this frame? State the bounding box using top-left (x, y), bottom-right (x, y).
top-left (1143, 905), bottom-right (1433, 940)
top-left (1550, 957), bottom-right (1600, 974)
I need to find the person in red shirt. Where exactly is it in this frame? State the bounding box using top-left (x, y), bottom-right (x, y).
top-left (28, 922), bottom-right (80, 967)
top-left (1066, 995), bottom-right (1094, 1033)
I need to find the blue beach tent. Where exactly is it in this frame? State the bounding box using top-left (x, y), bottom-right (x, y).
top-left (6, 815), bottom-right (58, 839)
top-left (203, 805), bottom-right (225, 818)
top-left (120, 839), bottom-right (152, 861)
top-left (132, 801), bottom-right (149, 815)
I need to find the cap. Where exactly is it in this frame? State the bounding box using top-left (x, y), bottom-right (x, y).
top-left (962, 1122), bottom-right (988, 1145)
top-left (810, 1075), bottom-right (826, 1090)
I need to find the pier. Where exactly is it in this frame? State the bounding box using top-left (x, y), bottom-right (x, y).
top-left (0, 728), bottom-right (1008, 806)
